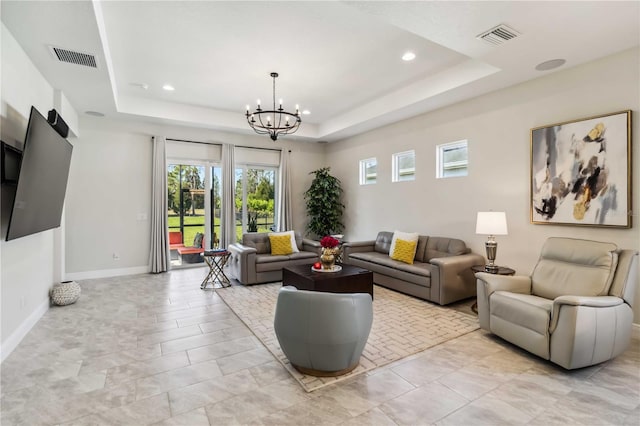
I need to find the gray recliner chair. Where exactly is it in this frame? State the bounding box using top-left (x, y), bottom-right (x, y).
top-left (476, 237), bottom-right (638, 369)
top-left (274, 286), bottom-right (373, 376)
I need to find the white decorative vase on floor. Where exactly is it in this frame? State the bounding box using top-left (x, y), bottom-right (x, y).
top-left (50, 281), bottom-right (81, 306)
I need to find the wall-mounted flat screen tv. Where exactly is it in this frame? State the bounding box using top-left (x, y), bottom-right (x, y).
top-left (5, 106), bottom-right (73, 241)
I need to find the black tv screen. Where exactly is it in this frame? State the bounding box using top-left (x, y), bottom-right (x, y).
top-left (1, 141), bottom-right (22, 184)
top-left (5, 106), bottom-right (73, 241)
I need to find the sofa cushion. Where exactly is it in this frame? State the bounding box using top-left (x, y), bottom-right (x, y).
top-left (255, 251), bottom-right (317, 266)
top-left (288, 251), bottom-right (318, 261)
top-left (242, 233), bottom-right (271, 254)
top-left (532, 238), bottom-right (618, 299)
top-left (490, 291), bottom-right (552, 335)
top-left (169, 231), bottom-right (183, 245)
top-left (390, 238), bottom-right (418, 264)
top-left (255, 253), bottom-right (317, 273)
top-left (256, 253), bottom-right (289, 264)
top-left (269, 234), bottom-right (293, 255)
top-left (349, 252), bottom-right (430, 277)
top-left (374, 231), bottom-right (394, 254)
top-left (348, 254), bottom-right (431, 287)
top-left (414, 236), bottom-right (429, 262)
top-left (425, 237), bottom-right (469, 261)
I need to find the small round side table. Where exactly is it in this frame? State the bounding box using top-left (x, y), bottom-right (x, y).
top-left (470, 265), bottom-right (516, 313)
top-left (201, 250), bottom-right (231, 289)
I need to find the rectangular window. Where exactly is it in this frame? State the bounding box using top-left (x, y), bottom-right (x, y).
top-left (437, 140), bottom-right (468, 178)
top-left (359, 158), bottom-right (377, 185)
top-left (392, 150), bottom-right (415, 182)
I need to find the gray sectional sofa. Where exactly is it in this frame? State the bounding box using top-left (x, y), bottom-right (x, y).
top-left (343, 231), bottom-right (484, 305)
top-left (227, 232), bottom-right (321, 285)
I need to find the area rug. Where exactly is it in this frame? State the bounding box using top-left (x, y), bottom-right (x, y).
top-left (216, 283), bottom-right (479, 392)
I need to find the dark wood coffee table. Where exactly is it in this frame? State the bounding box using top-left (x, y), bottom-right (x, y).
top-left (282, 264), bottom-right (374, 299)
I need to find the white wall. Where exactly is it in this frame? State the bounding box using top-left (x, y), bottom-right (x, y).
top-left (64, 124), bottom-right (153, 277)
top-left (0, 24), bottom-right (78, 360)
top-left (327, 47), bottom-right (640, 322)
top-left (64, 116), bottom-right (326, 278)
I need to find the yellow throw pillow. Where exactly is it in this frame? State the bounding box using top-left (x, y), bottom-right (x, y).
top-left (390, 238), bottom-right (418, 264)
top-left (269, 234), bottom-right (293, 255)
top-left (268, 230), bottom-right (300, 253)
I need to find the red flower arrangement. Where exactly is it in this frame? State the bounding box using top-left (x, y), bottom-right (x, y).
top-left (320, 235), bottom-right (340, 248)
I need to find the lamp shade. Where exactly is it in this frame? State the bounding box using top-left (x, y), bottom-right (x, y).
top-left (476, 212), bottom-right (508, 235)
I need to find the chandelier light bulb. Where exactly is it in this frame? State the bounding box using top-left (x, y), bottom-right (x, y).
top-left (257, 99), bottom-right (261, 105)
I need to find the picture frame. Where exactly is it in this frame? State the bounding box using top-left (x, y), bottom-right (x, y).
top-left (530, 110), bottom-right (632, 228)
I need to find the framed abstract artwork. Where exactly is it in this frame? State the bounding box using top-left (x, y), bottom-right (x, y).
top-left (530, 110), bottom-right (632, 228)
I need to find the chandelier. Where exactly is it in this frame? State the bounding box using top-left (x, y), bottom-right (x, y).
top-left (245, 72), bottom-right (301, 141)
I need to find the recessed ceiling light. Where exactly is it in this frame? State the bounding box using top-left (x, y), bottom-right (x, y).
top-left (302, 110), bottom-right (311, 115)
top-left (402, 51), bottom-right (416, 61)
top-left (85, 111), bottom-right (105, 117)
top-left (130, 82), bottom-right (149, 90)
top-left (535, 59), bottom-right (566, 71)
top-left (162, 84), bottom-right (175, 91)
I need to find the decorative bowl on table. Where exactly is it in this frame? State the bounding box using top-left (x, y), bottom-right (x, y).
top-left (311, 265), bottom-right (342, 273)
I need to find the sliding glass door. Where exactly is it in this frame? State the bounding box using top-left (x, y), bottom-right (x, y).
top-left (167, 163), bottom-right (222, 267)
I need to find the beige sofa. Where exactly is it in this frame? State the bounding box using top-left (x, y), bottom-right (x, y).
top-left (476, 237), bottom-right (638, 369)
top-left (343, 231), bottom-right (484, 305)
top-left (227, 232), bottom-right (321, 285)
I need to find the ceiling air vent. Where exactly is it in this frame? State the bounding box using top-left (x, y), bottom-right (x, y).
top-left (477, 24), bottom-right (520, 46)
top-left (49, 46), bottom-right (97, 68)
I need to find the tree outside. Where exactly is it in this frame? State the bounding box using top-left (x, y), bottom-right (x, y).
top-left (235, 168), bottom-right (276, 239)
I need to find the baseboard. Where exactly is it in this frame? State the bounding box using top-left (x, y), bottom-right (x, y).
top-left (65, 265), bottom-right (150, 281)
top-left (1, 297), bottom-right (50, 363)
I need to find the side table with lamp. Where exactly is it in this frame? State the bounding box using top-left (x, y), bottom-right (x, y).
top-left (472, 211), bottom-right (512, 313)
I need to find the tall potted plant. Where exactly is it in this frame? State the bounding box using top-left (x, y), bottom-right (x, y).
top-left (304, 167), bottom-right (344, 239)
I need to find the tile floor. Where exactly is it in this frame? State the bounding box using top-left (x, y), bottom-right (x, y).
top-left (1, 267), bottom-right (638, 425)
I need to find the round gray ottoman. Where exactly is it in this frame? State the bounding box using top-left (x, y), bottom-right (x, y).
top-left (50, 281), bottom-right (81, 306)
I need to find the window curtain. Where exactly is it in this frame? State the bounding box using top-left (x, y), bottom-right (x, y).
top-left (221, 143), bottom-right (236, 248)
top-left (277, 149), bottom-right (293, 232)
top-left (149, 136), bottom-right (168, 273)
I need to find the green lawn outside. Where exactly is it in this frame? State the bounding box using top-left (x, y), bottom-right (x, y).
top-left (168, 215), bottom-right (204, 227)
top-left (169, 214), bottom-right (273, 247)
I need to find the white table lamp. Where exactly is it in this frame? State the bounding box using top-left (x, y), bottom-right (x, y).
top-left (476, 212), bottom-right (508, 273)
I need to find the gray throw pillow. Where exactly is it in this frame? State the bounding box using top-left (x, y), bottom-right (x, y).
top-left (193, 232), bottom-right (204, 248)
